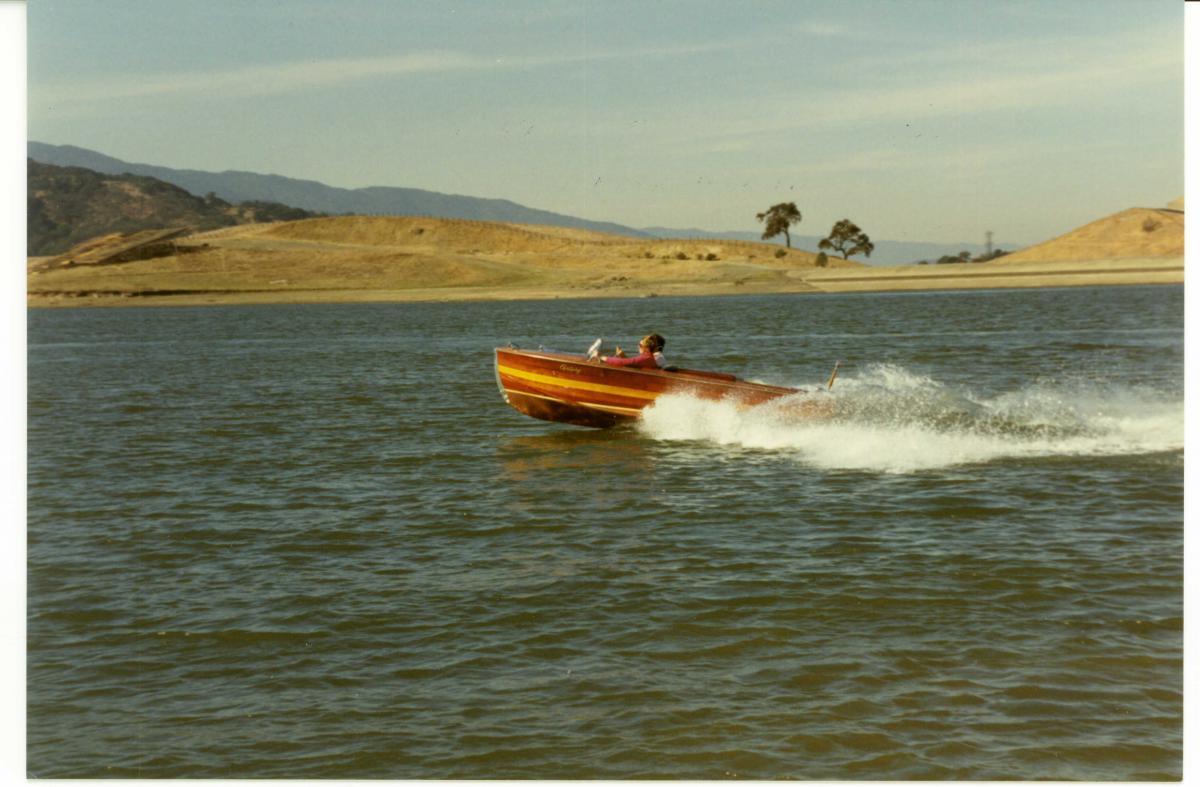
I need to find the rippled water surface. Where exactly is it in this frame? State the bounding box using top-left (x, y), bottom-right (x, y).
top-left (28, 286), bottom-right (1183, 779)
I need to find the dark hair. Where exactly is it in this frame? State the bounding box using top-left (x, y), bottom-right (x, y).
top-left (642, 333), bottom-right (665, 353)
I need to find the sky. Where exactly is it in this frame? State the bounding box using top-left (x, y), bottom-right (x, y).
top-left (23, 0), bottom-right (1186, 247)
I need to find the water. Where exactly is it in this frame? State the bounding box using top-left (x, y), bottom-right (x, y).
top-left (27, 286), bottom-right (1183, 779)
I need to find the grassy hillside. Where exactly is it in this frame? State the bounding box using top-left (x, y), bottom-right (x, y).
top-left (27, 206), bottom-right (1182, 307)
top-left (28, 215), bottom-right (859, 305)
top-left (994, 207), bottom-right (1183, 264)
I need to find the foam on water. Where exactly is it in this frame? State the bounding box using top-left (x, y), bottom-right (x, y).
top-left (637, 363), bottom-right (1183, 473)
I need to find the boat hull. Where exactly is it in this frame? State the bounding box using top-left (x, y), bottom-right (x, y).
top-left (494, 347), bottom-right (823, 428)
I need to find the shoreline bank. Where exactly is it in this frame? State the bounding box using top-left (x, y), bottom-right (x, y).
top-left (27, 257), bottom-right (1183, 308)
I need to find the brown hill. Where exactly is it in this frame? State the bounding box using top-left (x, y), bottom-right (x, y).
top-left (257, 215), bottom-right (630, 252)
top-left (29, 215), bottom-right (862, 304)
top-left (995, 206), bottom-right (1183, 264)
top-left (248, 215), bottom-right (864, 266)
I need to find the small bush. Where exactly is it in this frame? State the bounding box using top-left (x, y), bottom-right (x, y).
top-left (675, 251), bottom-right (688, 260)
top-left (1143, 217), bottom-right (1161, 233)
top-left (705, 253), bottom-right (719, 261)
top-left (774, 248), bottom-right (786, 259)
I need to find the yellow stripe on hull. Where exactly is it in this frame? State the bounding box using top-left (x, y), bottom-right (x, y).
top-left (509, 389), bottom-right (642, 416)
top-left (496, 364), bottom-right (661, 402)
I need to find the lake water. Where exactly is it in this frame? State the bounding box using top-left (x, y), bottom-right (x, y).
top-left (27, 286), bottom-right (1183, 779)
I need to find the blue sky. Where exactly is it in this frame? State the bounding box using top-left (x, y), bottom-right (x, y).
top-left (23, 0), bottom-right (1187, 246)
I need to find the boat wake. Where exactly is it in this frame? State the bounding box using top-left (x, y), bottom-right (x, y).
top-left (637, 364), bottom-right (1183, 473)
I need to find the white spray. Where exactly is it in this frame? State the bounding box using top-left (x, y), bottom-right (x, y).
top-left (636, 363), bottom-right (1183, 473)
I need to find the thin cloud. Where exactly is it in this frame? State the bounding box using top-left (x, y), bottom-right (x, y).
top-left (672, 42), bottom-right (1181, 154)
top-left (36, 50), bottom-right (484, 104)
top-left (790, 20), bottom-right (850, 37)
top-left (823, 48), bottom-right (1179, 124)
top-left (34, 39), bottom-right (741, 106)
top-left (848, 19), bottom-right (1180, 81)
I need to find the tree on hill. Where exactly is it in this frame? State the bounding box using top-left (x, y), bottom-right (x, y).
top-left (756, 202), bottom-right (802, 248)
top-left (936, 251), bottom-right (972, 264)
top-left (819, 219), bottom-right (874, 261)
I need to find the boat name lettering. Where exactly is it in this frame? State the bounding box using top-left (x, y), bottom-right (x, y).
top-left (558, 364), bottom-right (584, 374)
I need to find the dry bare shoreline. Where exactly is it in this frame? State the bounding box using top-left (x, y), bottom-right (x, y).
top-left (26, 257), bottom-right (1183, 309)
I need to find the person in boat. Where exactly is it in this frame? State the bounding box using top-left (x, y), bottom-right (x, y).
top-left (600, 333), bottom-right (666, 369)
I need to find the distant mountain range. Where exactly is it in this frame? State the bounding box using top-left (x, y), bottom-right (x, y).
top-left (28, 142), bottom-right (1009, 264)
top-left (28, 142), bottom-right (651, 240)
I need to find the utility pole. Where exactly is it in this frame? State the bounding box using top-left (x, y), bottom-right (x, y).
top-left (985, 230), bottom-right (994, 259)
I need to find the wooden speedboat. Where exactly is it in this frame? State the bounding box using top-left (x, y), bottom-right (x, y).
top-left (495, 345), bottom-right (832, 428)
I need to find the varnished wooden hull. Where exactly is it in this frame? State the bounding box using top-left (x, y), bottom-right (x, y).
top-left (494, 347), bottom-right (826, 428)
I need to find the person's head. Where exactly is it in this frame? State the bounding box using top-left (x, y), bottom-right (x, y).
top-left (640, 333), bottom-right (665, 353)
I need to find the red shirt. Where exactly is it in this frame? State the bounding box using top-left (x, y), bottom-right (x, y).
top-left (604, 351), bottom-right (659, 369)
